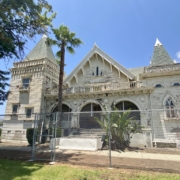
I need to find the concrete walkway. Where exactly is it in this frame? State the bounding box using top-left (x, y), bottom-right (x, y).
top-left (60, 149), bottom-right (180, 162)
top-left (0, 142), bottom-right (180, 162)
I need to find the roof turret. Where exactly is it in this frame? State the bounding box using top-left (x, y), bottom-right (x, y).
top-left (24, 35), bottom-right (57, 65)
top-left (150, 38), bottom-right (174, 66)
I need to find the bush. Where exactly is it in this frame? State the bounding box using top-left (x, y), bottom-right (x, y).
top-left (26, 128), bottom-right (35, 146)
top-left (49, 127), bottom-right (62, 138)
top-left (0, 128), bottom-right (2, 137)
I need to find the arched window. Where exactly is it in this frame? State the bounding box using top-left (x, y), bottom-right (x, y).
top-left (165, 97), bottom-right (176, 118)
top-left (115, 101), bottom-right (140, 124)
top-left (173, 82), bottom-right (180, 86)
top-left (96, 67), bottom-right (99, 76)
top-left (155, 84), bottom-right (163, 88)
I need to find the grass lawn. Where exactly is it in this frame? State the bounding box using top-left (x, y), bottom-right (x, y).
top-left (0, 159), bottom-right (179, 180)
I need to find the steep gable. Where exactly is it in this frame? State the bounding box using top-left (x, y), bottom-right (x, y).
top-left (64, 44), bottom-right (135, 87)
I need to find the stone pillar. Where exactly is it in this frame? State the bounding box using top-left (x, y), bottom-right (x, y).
top-left (71, 114), bottom-right (79, 128)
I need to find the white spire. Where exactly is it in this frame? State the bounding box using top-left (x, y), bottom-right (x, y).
top-left (94, 42), bottom-right (98, 47)
top-left (154, 38), bottom-right (162, 46)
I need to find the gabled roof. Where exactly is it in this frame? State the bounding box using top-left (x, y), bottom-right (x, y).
top-left (64, 44), bottom-right (135, 84)
top-left (150, 38), bottom-right (174, 66)
top-left (24, 35), bottom-right (57, 65)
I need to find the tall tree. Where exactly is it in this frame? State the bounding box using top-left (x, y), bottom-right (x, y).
top-left (0, 70), bottom-right (10, 105)
top-left (49, 25), bottom-right (83, 112)
top-left (0, 0), bottom-right (56, 60)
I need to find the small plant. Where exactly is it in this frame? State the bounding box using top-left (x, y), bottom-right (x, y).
top-left (26, 128), bottom-right (35, 146)
top-left (95, 106), bottom-right (143, 150)
top-left (49, 127), bottom-right (62, 138)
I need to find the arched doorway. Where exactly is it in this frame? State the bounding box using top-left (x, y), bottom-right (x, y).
top-left (80, 103), bottom-right (102, 129)
top-left (115, 101), bottom-right (141, 124)
top-left (52, 104), bottom-right (71, 113)
top-left (50, 104), bottom-right (72, 136)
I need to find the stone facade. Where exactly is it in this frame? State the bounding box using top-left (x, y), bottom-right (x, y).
top-left (2, 37), bottom-right (180, 148)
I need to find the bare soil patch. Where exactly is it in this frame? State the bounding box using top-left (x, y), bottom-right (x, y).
top-left (0, 148), bottom-right (180, 174)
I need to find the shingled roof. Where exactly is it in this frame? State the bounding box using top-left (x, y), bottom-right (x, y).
top-left (150, 38), bottom-right (174, 66)
top-left (24, 35), bottom-right (57, 65)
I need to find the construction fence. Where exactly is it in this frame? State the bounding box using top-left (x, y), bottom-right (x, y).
top-left (1, 109), bottom-right (180, 172)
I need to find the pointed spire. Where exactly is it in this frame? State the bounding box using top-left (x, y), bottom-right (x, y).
top-left (150, 39), bottom-right (174, 66)
top-left (24, 35), bottom-right (57, 65)
top-left (94, 42), bottom-right (98, 47)
top-left (154, 38), bottom-right (162, 46)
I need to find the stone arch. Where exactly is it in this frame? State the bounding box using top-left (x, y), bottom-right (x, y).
top-left (163, 94), bottom-right (177, 118)
top-left (114, 98), bottom-right (141, 124)
top-left (162, 94), bottom-right (176, 107)
top-left (78, 99), bottom-right (103, 112)
top-left (113, 98), bottom-right (142, 110)
top-left (78, 100), bottom-right (103, 129)
top-left (153, 81), bottom-right (164, 88)
top-left (50, 101), bottom-right (72, 113)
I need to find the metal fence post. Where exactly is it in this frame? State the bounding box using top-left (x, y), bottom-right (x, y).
top-left (52, 112), bottom-right (58, 162)
top-left (31, 113), bottom-right (37, 161)
top-left (108, 112), bottom-right (112, 168)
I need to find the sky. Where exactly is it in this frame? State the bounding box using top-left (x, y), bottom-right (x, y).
top-left (1, 0), bottom-right (180, 114)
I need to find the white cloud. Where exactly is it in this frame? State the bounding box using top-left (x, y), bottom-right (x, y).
top-left (176, 51), bottom-right (180, 59)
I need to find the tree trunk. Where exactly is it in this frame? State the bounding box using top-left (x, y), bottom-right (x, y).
top-left (58, 43), bottom-right (65, 113)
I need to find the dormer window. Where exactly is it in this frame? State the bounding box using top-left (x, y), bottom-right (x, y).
top-left (165, 97), bottom-right (176, 118)
top-left (173, 83), bottom-right (180, 86)
top-left (155, 84), bottom-right (163, 88)
top-left (96, 67), bottom-right (99, 76)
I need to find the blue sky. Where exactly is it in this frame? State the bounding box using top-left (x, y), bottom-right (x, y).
top-left (1, 0), bottom-right (180, 114)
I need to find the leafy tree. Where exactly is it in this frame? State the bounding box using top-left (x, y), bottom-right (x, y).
top-left (48, 25), bottom-right (83, 112)
top-left (0, 70), bottom-right (10, 105)
top-left (95, 106), bottom-right (143, 150)
top-left (0, 0), bottom-right (56, 60)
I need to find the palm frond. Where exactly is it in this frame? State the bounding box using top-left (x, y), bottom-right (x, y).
top-left (66, 46), bottom-right (75, 54)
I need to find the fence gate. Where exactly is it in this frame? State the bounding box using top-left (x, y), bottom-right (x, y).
top-left (30, 113), bottom-right (57, 162)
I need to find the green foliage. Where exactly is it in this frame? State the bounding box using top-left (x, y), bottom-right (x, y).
top-left (1, 159), bottom-right (180, 180)
top-left (26, 128), bottom-right (35, 146)
top-left (95, 106), bottom-right (143, 150)
top-left (49, 127), bottom-right (62, 138)
top-left (0, 128), bottom-right (2, 137)
top-left (0, 70), bottom-right (10, 105)
top-left (0, 0), bottom-right (56, 60)
top-left (47, 25), bottom-right (83, 112)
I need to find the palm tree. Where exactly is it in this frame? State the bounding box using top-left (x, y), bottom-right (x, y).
top-left (49, 25), bottom-right (83, 112)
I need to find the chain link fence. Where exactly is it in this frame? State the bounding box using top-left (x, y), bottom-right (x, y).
top-left (1, 109), bottom-right (180, 171)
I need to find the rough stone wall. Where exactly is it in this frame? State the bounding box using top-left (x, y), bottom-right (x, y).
top-left (144, 75), bottom-right (180, 141)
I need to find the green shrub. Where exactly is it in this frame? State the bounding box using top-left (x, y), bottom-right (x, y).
top-left (26, 128), bottom-right (35, 146)
top-left (49, 127), bottom-right (62, 138)
top-left (0, 128), bottom-right (2, 137)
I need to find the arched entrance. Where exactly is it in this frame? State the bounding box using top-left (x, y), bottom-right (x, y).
top-left (80, 103), bottom-right (102, 129)
top-left (115, 101), bottom-right (141, 124)
top-left (52, 104), bottom-right (71, 113)
top-left (50, 104), bottom-right (72, 136)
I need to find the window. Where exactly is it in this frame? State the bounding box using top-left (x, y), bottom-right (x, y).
top-left (22, 78), bottom-right (30, 88)
top-left (155, 84), bottom-right (163, 88)
top-left (115, 101), bottom-right (140, 124)
top-left (173, 83), bottom-right (180, 86)
top-left (96, 67), bottom-right (99, 76)
top-left (12, 104), bottom-right (19, 113)
top-left (26, 108), bottom-right (33, 118)
top-left (165, 97), bottom-right (176, 118)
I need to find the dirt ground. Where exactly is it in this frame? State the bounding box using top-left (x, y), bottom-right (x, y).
top-left (0, 147), bottom-right (180, 174)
